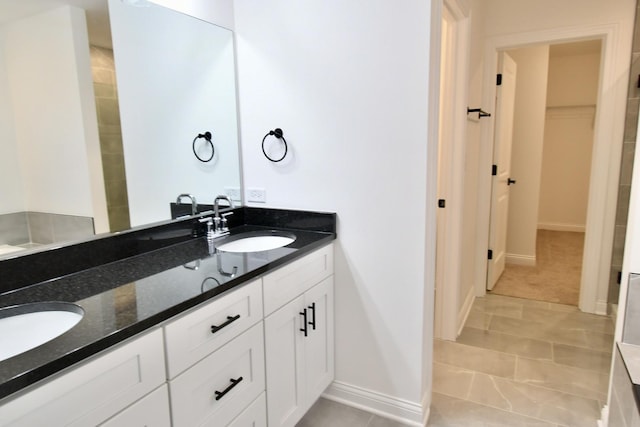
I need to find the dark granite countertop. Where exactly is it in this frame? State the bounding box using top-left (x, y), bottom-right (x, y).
top-left (0, 208), bottom-right (336, 401)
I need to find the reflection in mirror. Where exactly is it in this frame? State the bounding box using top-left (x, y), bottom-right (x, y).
top-left (0, 0), bottom-right (241, 259)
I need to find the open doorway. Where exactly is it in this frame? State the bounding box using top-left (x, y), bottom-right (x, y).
top-left (488, 40), bottom-right (602, 306)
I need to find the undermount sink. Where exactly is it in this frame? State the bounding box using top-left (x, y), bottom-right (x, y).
top-left (0, 302), bottom-right (84, 362)
top-left (216, 231), bottom-right (296, 253)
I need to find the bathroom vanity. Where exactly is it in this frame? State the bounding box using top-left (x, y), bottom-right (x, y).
top-left (0, 207), bottom-right (336, 426)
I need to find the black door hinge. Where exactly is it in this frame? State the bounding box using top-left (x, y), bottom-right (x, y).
top-left (438, 199), bottom-right (446, 208)
top-left (497, 74), bottom-right (503, 86)
top-left (492, 164), bottom-right (497, 176)
top-left (488, 249), bottom-right (493, 260)
top-left (617, 271), bottom-right (622, 285)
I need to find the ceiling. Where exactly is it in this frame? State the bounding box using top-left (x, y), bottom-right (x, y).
top-left (0, 0), bottom-right (112, 47)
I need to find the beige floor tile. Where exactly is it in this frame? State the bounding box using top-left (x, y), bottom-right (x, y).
top-left (297, 398), bottom-right (373, 427)
top-left (515, 357), bottom-right (609, 401)
top-left (465, 310), bottom-right (492, 330)
top-left (458, 327), bottom-right (553, 360)
top-left (472, 295), bottom-right (524, 319)
top-left (466, 372), bottom-right (601, 426)
top-left (434, 340), bottom-right (516, 379)
top-left (584, 330), bottom-right (615, 353)
top-left (432, 361), bottom-right (474, 399)
top-left (488, 315), bottom-right (590, 348)
top-left (366, 415), bottom-right (409, 427)
top-left (521, 307), bottom-right (615, 335)
top-left (428, 392), bottom-right (557, 427)
top-left (553, 343), bottom-right (613, 373)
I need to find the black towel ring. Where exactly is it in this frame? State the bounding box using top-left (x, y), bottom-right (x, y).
top-left (193, 131), bottom-right (214, 162)
top-left (201, 276), bottom-right (221, 293)
top-left (261, 128), bottom-right (288, 162)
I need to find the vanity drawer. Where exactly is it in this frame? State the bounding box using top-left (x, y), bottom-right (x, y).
top-left (100, 384), bottom-right (170, 427)
top-left (0, 329), bottom-right (165, 427)
top-left (169, 322), bottom-right (265, 427)
top-left (164, 278), bottom-right (263, 378)
top-left (228, 392), bottom-right (267, 427)
top-left (263, 243), bottom-right (333, 315)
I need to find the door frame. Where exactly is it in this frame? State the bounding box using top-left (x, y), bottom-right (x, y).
top-left (434, 0), bottom-right (470, 340)
top-left (473, 24), bottom-right (628, 314)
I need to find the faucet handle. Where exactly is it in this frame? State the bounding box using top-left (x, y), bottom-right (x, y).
top-left (198, 217), bottom-right (214, 235)
top-left (220, 212), bottom-right (233, 232)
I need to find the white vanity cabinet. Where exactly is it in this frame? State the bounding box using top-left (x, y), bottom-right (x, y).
top-left (263, 245), bottom-right (335, 427)
top-left (0, 243), bottom-right (334, 427)
top-left (0, 329), bottom-right (167, 427)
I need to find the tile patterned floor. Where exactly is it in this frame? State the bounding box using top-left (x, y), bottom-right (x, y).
top-left (298, 294), bottom-right (614, 427)
top-left (430, 294), bottom-right (613, 426)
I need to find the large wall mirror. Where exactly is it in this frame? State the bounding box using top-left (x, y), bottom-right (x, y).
top-left (0, 0), bottom-right (242, 260)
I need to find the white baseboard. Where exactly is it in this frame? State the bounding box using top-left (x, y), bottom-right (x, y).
top-left (505, 254), bottom-right (536, 266)
top-left (596, 300), bottom-right (608, 316)
top-left (597, 404), bottom-right (609, 427)
top-left (537, 223), bottom-right (586, 232)
top-left (457, 285), bottom-right (476, 336)
top-left (323, 381), bottom-right (424, 426)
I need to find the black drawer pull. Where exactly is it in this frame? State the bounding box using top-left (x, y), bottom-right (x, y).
top-left (300, 308), bottom-right (308, 337)
top-left (214, 376), bottom-right (243, 401)
top-left (211, 314), bottom-right (240, 334)
top-left (308, 302), bottom-right (316, 330)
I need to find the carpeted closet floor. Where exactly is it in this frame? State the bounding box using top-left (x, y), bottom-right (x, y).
top-left (490, 230), bottom-right (585, 306)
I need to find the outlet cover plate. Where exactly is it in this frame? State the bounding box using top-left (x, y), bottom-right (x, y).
top-left (247, 188), bottom-right (266, 203)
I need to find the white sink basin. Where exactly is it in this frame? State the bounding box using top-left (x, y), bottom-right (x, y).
top-left (0, 302), bottom-right (84, 362)
top-left (216, 231), bottom-right (296, 253)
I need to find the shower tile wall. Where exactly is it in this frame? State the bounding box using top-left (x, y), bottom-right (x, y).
top-left (0, 212), bottom-right (93, 246)
top-left (609, 2), bottom-right (640, 310)
top-left (0, 213), bottom-right (29, 245)
top-left (90, 46), bottom-right (130, 232)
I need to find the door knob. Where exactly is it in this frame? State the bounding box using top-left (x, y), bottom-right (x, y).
top-left (507, 178), bottom-right (517, 185)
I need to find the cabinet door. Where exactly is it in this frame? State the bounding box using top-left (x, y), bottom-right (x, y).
top-left (100, 385), bottom-right (170, 427)
top-left (264, 295), bottom-right (306, 427)
top-left (304, 276), bottom-right (334, 406)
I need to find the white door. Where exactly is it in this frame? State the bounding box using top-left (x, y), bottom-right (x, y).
top-left (487, 52), bottom-right (517, 290)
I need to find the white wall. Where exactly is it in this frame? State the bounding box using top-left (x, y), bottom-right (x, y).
top-left (150, 0), bottom-right (235, 30)
top-left (0, 29), bottom-right (23, 214)
top-left (546, 50), bottom-right (601, 107)
top-left (110, 0), bottom-right (240, 227)
top-left (538, 107), bottom-right (595, 230)
top-left (504, 46), bottom-right (549, 263)
top-left (2, 6), bottom-right (107, 231)
top-left (538, 50), bottom-right (600, 231)
top-left (234, 0), bottom-right (432, 422)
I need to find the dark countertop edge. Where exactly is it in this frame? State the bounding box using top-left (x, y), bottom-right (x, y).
top-left (0, 232), bottom-right (335, 401)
